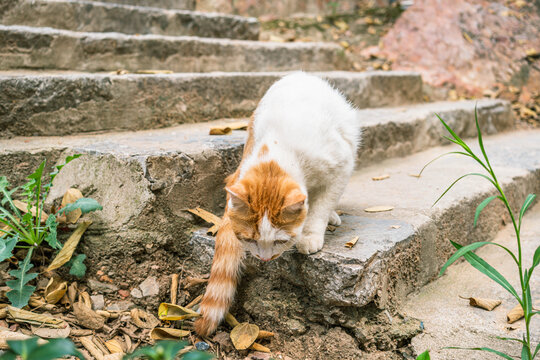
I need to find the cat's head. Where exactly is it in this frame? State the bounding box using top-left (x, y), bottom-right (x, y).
top-left (225, 161), bottom-right (307, 261)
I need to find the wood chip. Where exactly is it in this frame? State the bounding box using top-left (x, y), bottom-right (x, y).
top-left (250, 342), bottom-right (271, 353)
top-left (507, 304), bottom-right (524, 323)
top-left (170, 273), bottom-right (179, 305)
top-left (70, 329), bottom-right (94, 336)
top-left (184, 277), bottom-right (208, 289)
top-left (209, 127), bottom-right (232, 135)
top-left (345, 236), bottom-right (359, 249)
top-left (372, 174), bottom-right (390, 181)
top-left (364, 206), bottom-right (394, 213)
top-left (185, 294), bottom-right (203, 309)
top-left (80, 336), bottom-right (104, 360)
top-left (149, 327), bottom-right (190, 340)
top-left (409, 173), bottom-right (422, 178)
top-left (135, 70), bottom-right (173, 74)
top-left (257, 330), bottom-right (275, 339)
top-left (187, 208), bottom-right (222, 227)
top-left (460, 296), bottom-right (501, 311)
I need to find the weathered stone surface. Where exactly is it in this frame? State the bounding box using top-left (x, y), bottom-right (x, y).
top-left (138, 276), bottom-right (159, 297)
top-left (98, 0), bottom-right (194, 10)
top-left (90, 294), bottom-right (105, 310)
top-left (0, 25), bottom-right (347, 72)
top-left (0, 71), bottom-right (422, 136)
top-left (87, 279), bottom-right (119, 293)
top-left (192, 130), bottom-right (540, 311)
top-left (1, 0), bottom-right (259, 40)
top-left (0, 99), bottom-right (514, 263)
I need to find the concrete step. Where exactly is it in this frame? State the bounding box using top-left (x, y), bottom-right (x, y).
top-left (94, 0), bottom-right (194, 10)
top-left (0, 25), bottom-right (347, 72)
top-left (0, 71), bottom-right (423, 136)
top-left (0, 99), bottom-right (514, 243)
top-left (1, 0), bottom-right (259, 40)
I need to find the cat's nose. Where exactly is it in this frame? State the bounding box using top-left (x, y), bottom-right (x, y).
top-left (260, 257), bottom-right (271, 262)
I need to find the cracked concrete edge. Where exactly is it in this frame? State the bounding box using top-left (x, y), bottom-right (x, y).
top-left (0, 25), bottom-right (348, 73)
top-left (0, 71), bottom-right (422, 136)
top-left (1, 0), bottom-right (260, 40)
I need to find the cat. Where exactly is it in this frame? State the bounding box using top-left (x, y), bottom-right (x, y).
top-left (195, 72), bottom-right (360, 336)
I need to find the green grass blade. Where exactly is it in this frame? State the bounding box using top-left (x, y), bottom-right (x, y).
top-left (533, 342), bottom-right (540, 358)
top-left (522, 344), bottom-right (531, 360)
top-left (519, 194), bottom-right (537, 231)
top-left (474, 105), bottom-right (493, 170)
top-left (533, 245), bottom-right (540, 270)
top-left (451, 241), bottom-right (520, 301)
top-left (496, 336), bottom-right (526, 344)
top-left (416, 350), bottom-right (430, 360)
top-left (474, 196), bottom-right (500, 227)
top-left (441, 241), bottom-right (518, 276)
top-left (435, 113), bottom-right (467, 146)
top-left (444, 346), bottom-right (514, 360)
top-left (417, 151), bottom-right (472, 177)
top-left (433, 173), bottom-right (497, 207)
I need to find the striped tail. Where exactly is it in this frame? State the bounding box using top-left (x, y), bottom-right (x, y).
top-left (195, 216), bottom-right (244, 336)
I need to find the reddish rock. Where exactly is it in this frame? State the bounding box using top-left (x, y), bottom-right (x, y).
top-left (118, 289), bottom-right (130, 298)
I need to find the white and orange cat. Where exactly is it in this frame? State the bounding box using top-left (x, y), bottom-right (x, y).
top-left (195, 72), bottom-right (360, 336)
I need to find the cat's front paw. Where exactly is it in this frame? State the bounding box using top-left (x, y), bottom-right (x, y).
top-left (329, 211), bottom-right (341, 226)
top-left (296, 233), bottom-right (324, 254)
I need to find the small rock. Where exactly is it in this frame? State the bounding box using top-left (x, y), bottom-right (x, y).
top-left (107, 300), bottom-right (135, 311)
top-left (118, 289), bottom-right (130, 298)
top-left (245, 352), bottom-right (272, 360)
top-left (90, 295), bottom-right (105, 310)
top-left (130, 288), bottom-right (143, 299)
top-left (285, 319), bottom-right (306, 335)
top-left (139, 276), bottom-right (159, 297)
top-left (88, 279), bottom-right (118, 294)
top-left (195, 341), bottom-right (210, 351)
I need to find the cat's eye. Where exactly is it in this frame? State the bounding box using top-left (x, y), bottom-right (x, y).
top-left (242, 238), bottom-right (257, 244)
top-left (274, 239), bottom-right (289, 245)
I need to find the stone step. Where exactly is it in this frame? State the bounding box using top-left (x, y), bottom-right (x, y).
top-left (0, 25), bottom-right (347, 72)
top-left (191, 129), bottom-right (540, 322)
top-left (0, 71), bottom-right (423, 136)
top-left (1, 0), bottom-right (259, 40)
top-left (95, 0), bottom-right (194, 10)
top-left (0, 99), bottom-right (514, 247)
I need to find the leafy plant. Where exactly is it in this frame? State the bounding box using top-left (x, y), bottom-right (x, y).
top-left (416, 350), bottom-right (430, 360)
top-left (123, 340), bottom-right (213, 360)
top-left (0, 337), bottom-right (84, 360)
top-left (0, 155), bottom-right (102, 307)
top-left (421, 108), bottom-right (538, 359)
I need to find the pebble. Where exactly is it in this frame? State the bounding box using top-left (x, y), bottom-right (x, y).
top-left (130, 288), bottom-right (143, 298)
top-left (88, 279), bottom-right (118, 294)
top-left (118, 289), bottom-right (130, 298)
top-left (90, 295), bottom-right (105, 310)
top-left (107, 300), bottom-right (135, 311)
top-left (139, 276), bottom-right (159, 297)
top-left (285, 319), bottom-right (306, 335)
top-left (195, 341), bottom-right (210, 351)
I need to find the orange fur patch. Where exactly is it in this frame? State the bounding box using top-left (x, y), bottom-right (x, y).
top-left (258, 144), bottom-right (269, 158)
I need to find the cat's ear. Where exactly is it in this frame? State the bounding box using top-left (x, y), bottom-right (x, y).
top-left (226, 184), bottom-right (249, 212)
top-left (282, 189), bottom-right (306, 213)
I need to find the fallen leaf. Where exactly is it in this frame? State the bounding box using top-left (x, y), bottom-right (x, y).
top-left (390, 225), bottom-right (401, 229)
top-left (339, 40), bottom-right (349, 48)
top-left (250, 342), bottom-right (271, 353)
top-left (67, 282), bottom-right (78, 305)
top-left (187, 208), bottom-right (222, 230)
top-left (31, 323), bottom-right (71, 338)
top-left (12, 200), bottom-right (48, 223)
top-left (185, 294), bottom-right (203, 309)
top-left (184, 277), bottom-right (208, 289)
top-left (0, 329), bottom-right (46, 349)
top-left (44, 276), bottom-right (68, 305)
top-left (334, 20), bottom-right (348, 31)
top-left (72, 302), bottom-right (105, 330)
top-left (364, 206), bottom-right (394, 213)
top-left (105, 339), bottom-right (124, 354)
top-left (70, 329), bottom-right (93, 336)
top-left (409, 173), bottom-right (422, 178)
top-left (80, 336), bottom-right (104, 360)
top-left (209, 127), bottom-right (232, 135)
top-left (130, 308), bottom-right (159, 329)
top-left (47, 221), bottom-right (92, 271)
top-left (257, 330), bottom-right (275, 339)
top-left (507, 304), bottom-right (524, 323)
top-left (326, 225), bottom-right (337, 232)
top-left (158, 303), bottom-right (200, 321)
top-left (525, 48), bottom-right (539, 58)
top-left (104, 354), bottom-right (123, 360)
top-left (227, 122), bottom-right (248, 131)
top-left (7, 306), bottom-right (65, 328)
top-left (372, 174), bottom-right (390, 181)
top-left (150, 327), bottom-right (190, 340)
top-left (61, 188), bottom-right (83, 223)
top-left (345, 236), bottom-right (359, 249)
top-left (230, 322), bottom-right (259, 350)
top-left (225, 312), bottom-right (240, 327)
top-left (462, 31), bottom-right (473, 44)
top-left (460, 296), bottom-right (501, 311)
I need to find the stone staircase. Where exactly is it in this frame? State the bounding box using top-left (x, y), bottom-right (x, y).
top-left (1, 1), bottom-right (539, 358)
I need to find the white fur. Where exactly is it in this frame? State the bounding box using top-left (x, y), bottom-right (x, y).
top-left (240, 72), bottom-right (361, 255)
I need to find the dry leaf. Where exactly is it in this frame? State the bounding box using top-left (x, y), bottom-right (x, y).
top-left (47, 221), bottom-right (92, 271)
top-left (326, 225), bottom-right (337, 232)
top-left (390, 225), bottom-right (401, 229)
top-left (409, 173), bottom-right (422, 178)
top-left (45, 276), bottom-right (68, 305)
top-left (80, 291), bottom-right (92, 309)
top-left (185, 294), bottom-right (203, 309)
top-left (73, 302), bottom-right (105, 330)
top-left (7, 306), bottom-right (65, 328)
top-left (187, 208), bottom-right (222, 232)
top-left (67, 282), bottom-right (78, 305)
top-left (62, 188), bottom-right (83, 223)
top-left (507, 304), bottom-right (524, 323)
top-left (0, 329), bottom-right (46, 349)
top-left (345, 236), bottom-right (359, 249)
top-left (12, 200), bottom-right (48, 223)
top-left (225, 312), bottom-right (240, 327)
top-left (70, 329), bottom-right (93, 336)
top-left (184, 277), bottom-right (208, 289)
top-left (364, 206), bottom-right (394, 213)
top-left (372, 174), bottom-right (390, 181)
top-left (31, 323), bottom-right (71, 338)
top-left (230, 322), bottom-right (259, 350)
top-left (250, 342), bottom-right (271, 353)
top-left (209, 127), bottom-right (232, 135)
top-left (158, 303), bottom-right (200, 321)
top-left (130, 308), bottom-right (159, 329)
top-left (104, 354), bottom-right (123, 360)
top-left (135, 70), bottom-right (173, 74)
top-left (105, 339), bottom-right (124, 354)
top-left (460, 296), bottom-right (501, 311)
top-left (150, 327), bottom-right (190, 340)
top-left (257, 330), bottom-right (275, 339)
top-left (80, 336), bottom-right (104, 360)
